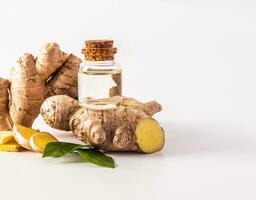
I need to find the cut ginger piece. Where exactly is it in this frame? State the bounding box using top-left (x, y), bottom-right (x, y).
top-left (29, 132), bottom-right (58, 153)
top-left (0, 131), bottom-right (15, 144)
top-left (0, 141), bottom-right (22, 152)
top-left (136, 119), bottom-right (165, 153)
top-left (13, 124), bottom-right (39, 150)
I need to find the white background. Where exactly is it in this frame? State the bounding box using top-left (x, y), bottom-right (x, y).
top-left (0, 0), bottom-right (256, 199)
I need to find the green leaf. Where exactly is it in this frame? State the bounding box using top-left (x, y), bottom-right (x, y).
top-left (43, 142), bottom-right (90, 158)
top-left (77, 149), bottom-right (115, 168)
top-left (42, 142), bottom-right (115, 168)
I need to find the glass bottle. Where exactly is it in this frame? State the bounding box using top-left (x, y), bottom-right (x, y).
top-left (78, 40), bottom-right (122, 110)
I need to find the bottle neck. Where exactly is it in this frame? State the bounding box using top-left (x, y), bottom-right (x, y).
top-left (85, 60), bottom-right (116, 66)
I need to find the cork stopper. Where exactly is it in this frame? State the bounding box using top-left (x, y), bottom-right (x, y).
top-left (82, 40), bottom-right (117, 61)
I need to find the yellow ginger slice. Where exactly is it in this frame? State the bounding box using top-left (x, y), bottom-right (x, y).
top-left (29, 132), bottom-right (58, 153)
top-left (13, 124), bottom-right (39, 150)
top-left (136, 119), bottom-right (165, 153)
top-left (0, 131), bottom-right (15, 144)
top-left (0, 141), bottom-right (22, 152)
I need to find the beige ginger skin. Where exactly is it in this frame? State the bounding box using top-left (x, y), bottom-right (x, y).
top-left (41, 95), bottom-right (165, 153)
top-left (0, 43), bottom-right (82, 130)
top-left (0, 78), bottom-right (13, 130)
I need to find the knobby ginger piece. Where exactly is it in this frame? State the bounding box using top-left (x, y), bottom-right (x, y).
top-left (0, 79), bottom-right (13, 131)
top-left (29, 132), bottom-right (58, 153)
top-left (0, 43), bottom-right (82, 131)
top-left (41, 95), bottom-right (165, 153)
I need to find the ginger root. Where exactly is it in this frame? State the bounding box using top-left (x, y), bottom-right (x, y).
top-left (41, 95), bottom-right (165, 153)
top-left (0, 78), bottom-right (13, 130)
top-left (0, 43), bottom-right (81, 130)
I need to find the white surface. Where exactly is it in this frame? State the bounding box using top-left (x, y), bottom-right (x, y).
top-left (0, 0), bottom-right (256, 199)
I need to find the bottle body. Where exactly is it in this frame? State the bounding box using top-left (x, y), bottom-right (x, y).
top-left (78, 61), bottom-right (122, 110)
